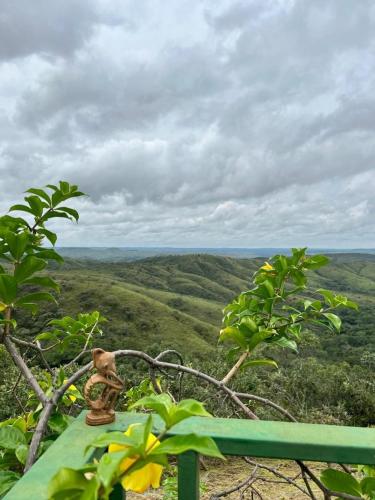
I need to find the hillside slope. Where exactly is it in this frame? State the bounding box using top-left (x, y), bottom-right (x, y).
top-left (18, 253), bottom-right (375, 363)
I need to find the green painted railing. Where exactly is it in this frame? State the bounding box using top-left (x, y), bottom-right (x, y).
top-left (5, 411), bottom-right (375, 499)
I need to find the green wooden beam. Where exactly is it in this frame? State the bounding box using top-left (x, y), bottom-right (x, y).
top-left (5, 411), bottom-right (375, 500)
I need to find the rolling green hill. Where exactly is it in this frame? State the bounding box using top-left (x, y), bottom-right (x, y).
top-left (16, 252), bottom-right (374, 366)
top-left (7, 252), bottom-right (375, 426)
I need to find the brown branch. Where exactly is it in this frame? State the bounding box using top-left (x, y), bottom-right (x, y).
top-left (244, 458), bottom-right (310, 497)
top-left (9, 336), bottom-right (53, 373)
top-left (3, 336), bottom-right (47, 406)
top-left (236, 392), bottom-right (298, 422)
top-left (297, 460), bottom-right (362, 500)
top-left (221, 351), bottom-right (248, 385)
top-left (24, 402), bottom-right (54, 471)
top-left (211, 465), bottom-right (258, 499)
top-left (113, 349), bottom-right (258, 420)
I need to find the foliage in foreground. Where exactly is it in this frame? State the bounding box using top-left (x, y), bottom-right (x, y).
top-left (48, 394), bottom-right (223, 499)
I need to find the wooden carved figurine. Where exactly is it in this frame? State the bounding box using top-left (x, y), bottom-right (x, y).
top-left (84, 348), bottom-right (124, 425)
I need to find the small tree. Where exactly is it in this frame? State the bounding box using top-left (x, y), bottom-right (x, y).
top-left (219, 249), bottom-right (358, 383)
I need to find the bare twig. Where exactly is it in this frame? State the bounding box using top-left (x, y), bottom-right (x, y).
top-left (236, 392), bottom-right (298, 422)
top-left (244, 458), bottom-right (310, 497)
top-left (64, 319), bottom-right (99, 369)
top-left (211, 464), bottom-right (258, 499)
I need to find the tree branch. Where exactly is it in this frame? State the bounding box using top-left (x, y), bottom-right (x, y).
top-left (24, 402), bottom-right (54, 472)
top-left (3, 336), bottom-right (47, 406)
top-left (244, 458), bottom-right (310, 497)
top-left (113, 349), bottom-right (258, 420)
top-left (235, 392), bottom-right (298, 422)
top-left (221, 351), bottom-right (248, 385)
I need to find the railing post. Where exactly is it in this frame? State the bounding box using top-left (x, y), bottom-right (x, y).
top-left (178, 451), bottom-right (200, 500)
top-left (109, 482), bottom-right (126, 499)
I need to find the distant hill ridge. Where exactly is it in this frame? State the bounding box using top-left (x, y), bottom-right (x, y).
top-left (57, 247), bottom-right (375, 262)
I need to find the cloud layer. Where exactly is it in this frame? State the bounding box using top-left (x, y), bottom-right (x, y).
top-left (0, 0), bottom-right (374, 247)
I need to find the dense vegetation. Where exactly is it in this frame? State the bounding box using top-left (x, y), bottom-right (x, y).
top-left (3, 252), bottom-right (374, 427)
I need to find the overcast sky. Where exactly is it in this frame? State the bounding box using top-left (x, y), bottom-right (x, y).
top-left (0, 0), bottom-right (374, 248)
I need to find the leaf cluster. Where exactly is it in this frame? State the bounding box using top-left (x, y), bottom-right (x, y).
top-left (220, 248), bottom-right (358, 370)
top-left (321, 465), bottom-right (375, 499)
top-left (0, 182), bottom-right (85, 320)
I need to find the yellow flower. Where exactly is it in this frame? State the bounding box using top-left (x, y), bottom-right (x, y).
top-left (260, 262), bottom-right (274, 271)
top-left (63, 379), bottom-right (78, 402)
top-left (108, 424), bottom-right (163, 494)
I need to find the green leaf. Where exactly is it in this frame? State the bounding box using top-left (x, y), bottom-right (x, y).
top-left (263, 279), bottom-right (275, 297)
top-left (345, 300), bottom-right (359, 311)
top-left (16, 291), bottom-right (56, 306)
top-left (9, 204), bottom-right (35, 215)
top-left (130, 394), bottom-right (173, 426)
top-left (14, 256), bottom-right (47, 282)
top-left (48, 413), bottom-right (72, 435)
top-left (0, 425), bottom-right (26, 450)
top-left (303, 255), bottom-right (330, 270)
top-left (25, 195), bottom-right (45, 217)
top-left (15, 444), bottom-right (29, 465)
top-left (123, 453), bottom-right (168, 477)
top-left (246, 329), bottom-right (275, 350)
top-left (14, 291), bottom-right (56, 314)
top-left (323, 313), bottom-right (342, 332)
top-left (6, 232), bottom-right (29, 260)
top-left (219, 326), bottom-right (247, 349)
top-left (43, 210), bottom-right (72, 221)
top-left (57, 207), bottom-right (79, 221)
top-left (26, 188), bottom-right (51, 205)
top-left (0, 275), bottom-right (18, 303)
top-left (151, 434), bottom-right (224, 459)
top-left (37, 228), bottom-right (57, 245)
top-left (87, 432), bottom-right (136, 452)
top-left (48, 467), bottom-right (99, 500)
top-left (59, 181), bottom-right (70, 194)
top-left (23, 276), bottom-right (60, 291)
top-left (360, 477), bottom-right (375, 498)
top-left (317, 288), bottom-right (335, 306)
top-left (34, 249), bottom-right (64, 263)
top-left (0, 452), bottom-right (20, 472)
top-left (241, 358), bottom-right (278, 370)
top-left (169, 399), bottom-right (212, 427)
top-left (289, 269), bottom-right (307, 287)
top-left (239, 316), bottom-right (258, 333)
top-left (97, 451), bottom-right (128, 489)
top-left (0, 470), bottom-right (21, 496)
top-left (273, 337), bottom-right (298, 351)
top-left (35, 331), bottom-right (56, 341)
top-left (320, 468), bottom-right (361, 497)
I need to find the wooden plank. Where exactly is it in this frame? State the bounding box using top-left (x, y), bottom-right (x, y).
top-left (5, 411), bottom-right (375, 499)
top-left (178, 451), bottom-right (199, 500)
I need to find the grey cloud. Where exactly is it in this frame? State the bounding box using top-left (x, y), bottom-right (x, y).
top-left (16, 42), bottom-right (226, 139)
top-left (0, 0), bottom-right (107, 60)
top-left (0, 0), bottom-right (374, 247)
